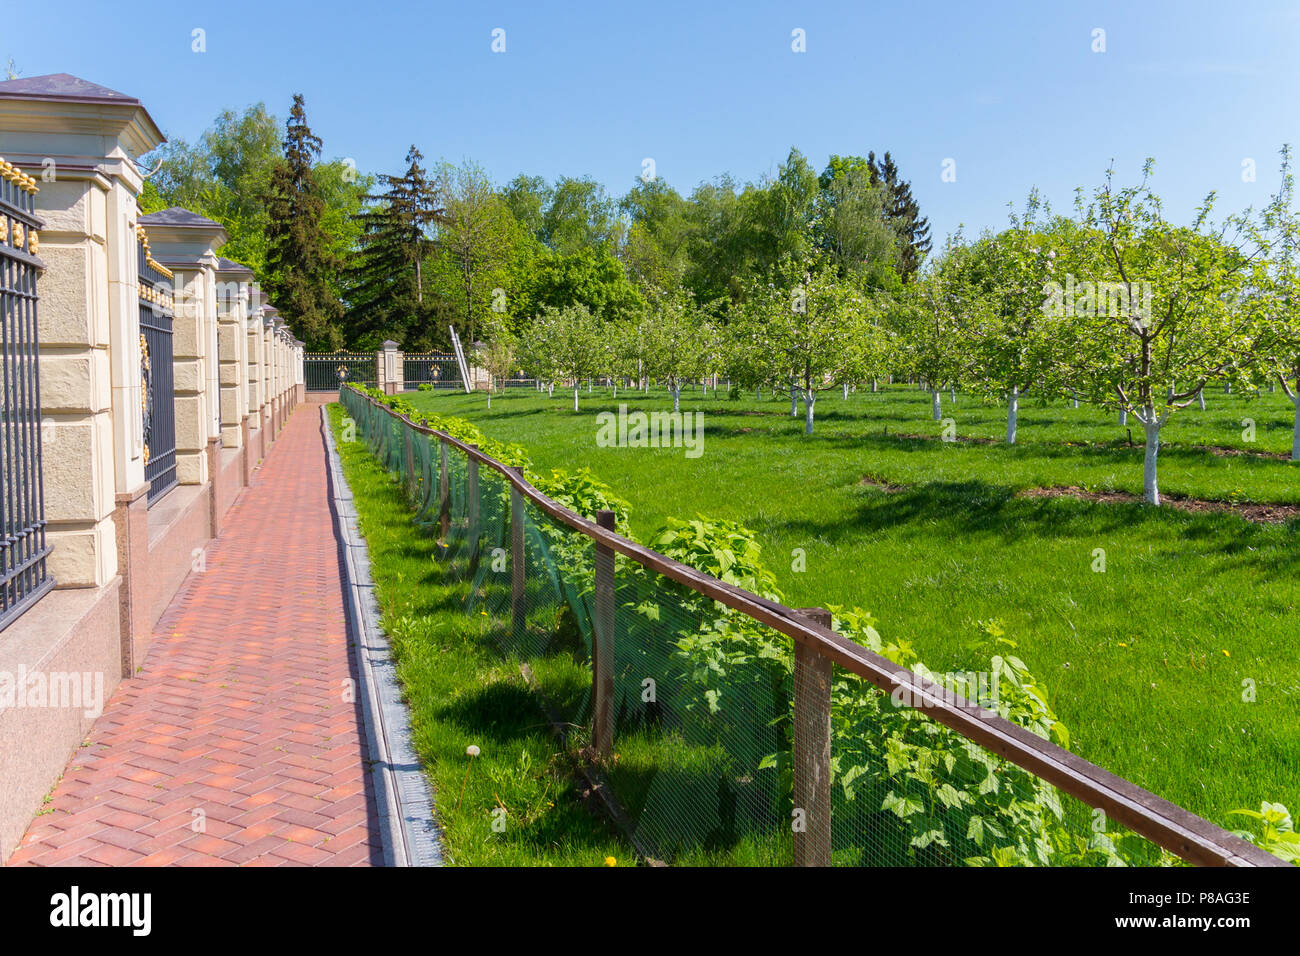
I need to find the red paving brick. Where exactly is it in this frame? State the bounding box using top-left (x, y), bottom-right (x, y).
top-left (7, 402), bottom-right (385, 867)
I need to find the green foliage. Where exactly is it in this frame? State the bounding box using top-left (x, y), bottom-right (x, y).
top-left (1230, 802), bottom-right (1300, 862)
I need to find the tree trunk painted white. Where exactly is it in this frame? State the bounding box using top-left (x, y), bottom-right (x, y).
top-left (672, 384), bottom-right (681, 413)
top-left (612, 382), bottom-right (617, 399)
top-left (1142, 416), bottom-right (1161, 505)
top-left (1197, 387), bottom-right (1205, 411)
top-left (1006, 387), bottom-right (1019, 445)
top-left (931, 390), bottom-right (942, 421)
top-left (1225, 382), bottom-right (1232, 394)
top-left (791, 385), bottom-right (799, 417)
top-left (573, 384), bottom-right (580, 412)
top-left (1119, 408), bottom-right (1127, 425)
top-left (1071, 391), bottom-right (1079, 409)
top-left (843, 382), bottom-right (850, 400)
top-left (588, 379), bottom-right (592, 393)
top-left (871, 379), bottom-right (878, 392)
top-left (548, 382), bottom-right (554, 397)
top-left (805, 390), bottom-right (816, 435)
top-left (950, 387), bottom-right (956, 404)
top-left (1291, 393), bottom-right (1300, 461)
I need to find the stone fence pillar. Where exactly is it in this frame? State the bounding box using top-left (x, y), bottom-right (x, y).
top-left (0, 77), bottom-right (163, 588)
top-left (139, 208), bottom-right (227, 488)
top-left (379, 339), bottom-right (403, 395)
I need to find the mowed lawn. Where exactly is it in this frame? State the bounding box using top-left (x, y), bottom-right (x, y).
top-left (400, 383), bottom-right (1300, 828)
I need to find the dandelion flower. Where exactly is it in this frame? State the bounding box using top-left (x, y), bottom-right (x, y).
top-left (467, 745), bottom-right (481, 757)
top-left (604, 856), bottom-right (617, 867)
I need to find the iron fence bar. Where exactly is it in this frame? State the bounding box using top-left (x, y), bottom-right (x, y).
top-left (341, 384), bottom-right (1286, 868)
top-left (0, 168), bottom-right (54, 632)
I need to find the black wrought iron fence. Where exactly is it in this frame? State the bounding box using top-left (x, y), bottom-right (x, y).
top-left (305, 352), bottom-right (375, 391)
top-left (0, 159), bottom-right (53, 632)
top-left (403, 352), bottom-right (460, 389)
top-left (137, 227), bottom-right (177, 506)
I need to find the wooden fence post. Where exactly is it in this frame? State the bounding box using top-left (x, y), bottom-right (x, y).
top-left (510, 466), bottom-right (526, 636)
top-left (439, 440), bottom-right (450, 541)
top-left (592, 509), bottom-right (616, 759)
top-left (466, 445), bottom-right (480, 574)
top-left (793, 607), bottom-right (834, 867)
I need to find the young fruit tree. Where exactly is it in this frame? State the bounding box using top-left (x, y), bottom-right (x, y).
top-left (964, 195), bottom-right (1070, 444)
top-left (639, 289), bottom-right (714, 412)
top-left (736, 256), bottom-right (875, 434)
top-left (1062, 161), bottom-right (1270, 504)
top-left (532, 303), bottom-right (610, 411)
top-left (479, 319), bottom-right (517, 408)
top-left (900, 236), bottom-right (981, 422)
top-left (1256, 146), bottom-right (1300, 461)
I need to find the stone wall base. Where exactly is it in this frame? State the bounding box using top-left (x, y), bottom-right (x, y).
top-left (0, 582), bottom-right (122, 861)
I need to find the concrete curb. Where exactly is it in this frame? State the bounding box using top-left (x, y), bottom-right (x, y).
top-left (320, 404), bottom-right (443, 867)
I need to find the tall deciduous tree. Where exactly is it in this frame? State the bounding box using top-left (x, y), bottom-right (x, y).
top-left (264, 94), bottom-right (345, 349)
top-left (433, 161), bottom-right (517, 347)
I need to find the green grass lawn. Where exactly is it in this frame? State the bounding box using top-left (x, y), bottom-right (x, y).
top-left (327, 404), bottom-right (631, 866)
top-left (399, 383), bottom-right (1300, 829)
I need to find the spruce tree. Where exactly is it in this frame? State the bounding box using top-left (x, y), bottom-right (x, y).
top-left (346, 145), bottom-right (442, 347)
top-left (264, 94), bottom-right (344, 349)
top-left (868, 151), bottom-right (932, 281)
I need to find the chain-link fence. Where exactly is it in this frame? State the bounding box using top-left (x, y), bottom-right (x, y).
top-left (340, 385), bottom-right (1284, 868)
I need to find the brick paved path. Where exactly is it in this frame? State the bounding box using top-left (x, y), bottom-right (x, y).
top-left (7, 400), bottom-right (382, 866)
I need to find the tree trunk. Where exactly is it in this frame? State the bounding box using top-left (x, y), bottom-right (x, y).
top-left (950, 387), bottom-right (956, 404)
top-left (931, 390), bottom-right (942, 421)
top-left (1291, 393), bottom-right (1300, 462)
top-left (805, 390), bottom-right (816, 435)
top-left (672, 384), bottom-right (681, 413)
top-left (871, 379), bottom-right (878, 393)
top-left (1143, 417), bottom-right (1161, 505)
top-left (1119, 408), bottom-right (1127, 425)
top-left (573, 383), bottom-right (579, 412)
top-left (1006, 387), bottom-right (1019, 445)
top-left (756, 387), bottom-right (762, 401)
top-left (843, 382), bottom-right (850, 400)
top-left (790, 385), bottom-right (799, 417)
top-left (1197, 387), bottom-right (1206, 411)
top-left (1071, 391), bottom-right (1079, 409)
top-left (612, 382), bottom-right (617, 399)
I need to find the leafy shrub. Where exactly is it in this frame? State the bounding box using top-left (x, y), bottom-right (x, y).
top-left (1230, 802), bottom-right (1300, 863)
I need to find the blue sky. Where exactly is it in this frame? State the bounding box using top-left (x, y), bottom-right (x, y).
top-left (11, 0), bottom-right (1300, 243)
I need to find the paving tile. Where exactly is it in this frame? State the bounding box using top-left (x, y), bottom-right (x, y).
top-left (6, 404), bottom-right (380, 867)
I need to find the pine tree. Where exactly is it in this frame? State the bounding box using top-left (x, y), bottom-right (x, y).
top-left (345, 145), bottom-right (443, 347)
top-left (868, 151), bottom-right (932, 281)
top-left (264, 94), bottom-right (344, 349)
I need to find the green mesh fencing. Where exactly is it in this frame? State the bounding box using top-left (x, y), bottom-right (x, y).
top-left (338, 387), bottom-right (1254, 868)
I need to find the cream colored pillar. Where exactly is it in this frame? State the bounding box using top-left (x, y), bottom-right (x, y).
top-left (214, 259), bottom-right (252, 449)
top-left (138, 208), bottom-right (227, 486)
top-left (0, 76), bottom-right (164, 587)
top-left (245, 287), bottom-right (265, 451)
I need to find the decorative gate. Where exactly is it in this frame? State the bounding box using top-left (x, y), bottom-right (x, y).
top-left (403, 352), bottom-right (461, 389)
top-left (0, 159), bottom-right (53, 631)
top-left (304, 351), bottom-right (376, 391)
top-left (137, 227), bottom-right (177, 505)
